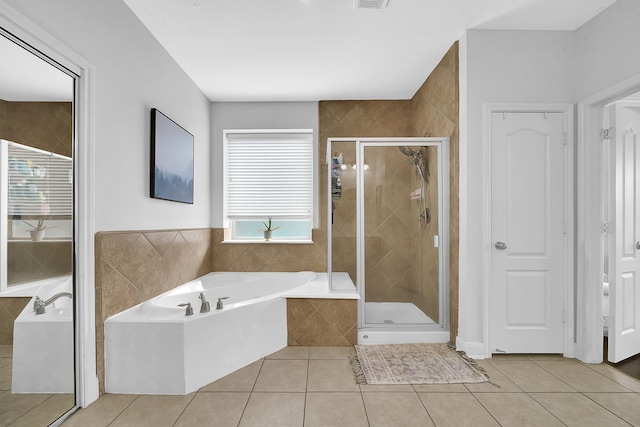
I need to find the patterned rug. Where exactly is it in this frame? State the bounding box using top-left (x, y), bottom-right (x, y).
top-left (351, 343), bottom-right (489, 385)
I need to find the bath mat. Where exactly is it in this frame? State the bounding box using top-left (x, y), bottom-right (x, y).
top-left (351, 343), bottom-right (489, 385)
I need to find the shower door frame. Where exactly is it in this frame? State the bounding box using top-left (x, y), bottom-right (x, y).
top-left (327, 137), bottom-right (450, 336)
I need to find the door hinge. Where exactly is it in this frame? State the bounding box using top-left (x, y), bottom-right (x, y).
top-left (563, 221), bottom-right (567, 235)
top-left (602, 127), bottom-right (616, 140)
top-left (563, 131), bottom-right (568, 145)
top-left (604, 222), bottom-right (614, 233)
top-left (562, 310), bottom-right (567, 323)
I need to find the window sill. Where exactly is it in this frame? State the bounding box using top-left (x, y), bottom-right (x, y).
top-left (222, 239), bottom-right (314, 244)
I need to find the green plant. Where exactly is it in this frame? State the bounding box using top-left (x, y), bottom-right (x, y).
top-left (259, 217), bottom-right (281, 232)
top-left (25, 219), bottom-right (52, 231)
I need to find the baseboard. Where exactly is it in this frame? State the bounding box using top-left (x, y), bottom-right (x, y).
top-left (455, 337), bottom-right (487, 359)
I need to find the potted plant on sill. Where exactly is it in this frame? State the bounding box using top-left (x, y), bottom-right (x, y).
top-left (25, 219), bottom-right (52, 242)
top-left (259, 217), bottom-right (281, 241)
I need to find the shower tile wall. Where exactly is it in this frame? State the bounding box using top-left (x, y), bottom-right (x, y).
top-left (0, 100), bottom-right (73, 345)
top-left (94, 228), bottom-right (213, 393)
top-left (411, 42), bottom-right (459, 339)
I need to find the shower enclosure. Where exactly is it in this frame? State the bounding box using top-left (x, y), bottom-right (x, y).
top-left (327, 138), bottom-right (449, 344)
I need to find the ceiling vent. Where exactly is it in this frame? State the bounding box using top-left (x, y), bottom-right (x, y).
top-left (355, 0), bottom-right (389, 9)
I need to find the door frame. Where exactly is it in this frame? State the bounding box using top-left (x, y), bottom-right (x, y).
top-left (0, 1), bottom-right (98, 411)
top-left (577, 73), bottom-right (640, 363)
top-left (482, 103), bottom-right (575, 358)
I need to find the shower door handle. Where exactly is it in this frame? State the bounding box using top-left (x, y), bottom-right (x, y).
top-left (495, 241), bottom-right (507, 250)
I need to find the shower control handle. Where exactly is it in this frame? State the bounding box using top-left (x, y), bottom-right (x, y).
top-left (495, 241), bottom-right (507, 250)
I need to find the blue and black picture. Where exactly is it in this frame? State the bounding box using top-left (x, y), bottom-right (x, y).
top-left (150, 109), bottom-right (194, 204)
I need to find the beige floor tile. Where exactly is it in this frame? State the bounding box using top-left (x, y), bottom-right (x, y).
top-left (359, 383), bottom-right (415, 392)
top-left (239, 392), bottom-right (305, 427)
top-left (585, 392), bottom-right (640, 426)
top-left (309, 346), bottom-right (355, 359)
top-left (525, 354), bottom-right (568, 361)
top-left (0, 360), bottom-right (11, 391)
top-left (412, 383), bottom-right (469, 392)
top-left (531, 392), bottom-right (631, 427)
top-left (0, 345), bottom-right (12, 358)
top-left (418, 392), bottom-right (500, 427)
top-left (0, 391), bottom-right (51, 426)
top-left (465, 360), bottom-right (522, 392)
top-left (266, 346), bottom-right (310, 359)
top-left (305, 392), bottom-right (369, 427)
top-left (363, 391), bottom-right (434, 426)
top-left (307, 359), bottom-right (360, 392)
top-left (582, 362), bottom-right (640, 392)
top-left (535, 360), bottom-right (633, 392)
top-left (109, 394), bottom-right (194, 427)
top-left (253, 359), bottom-right (308, 392)
top-left (490, 354), bottom-right (529, 361)
top-left (174, 392), bottom-right (249, 427)
top-left (488, 360), bottom-right (575, 392)
top-left (200, 359), bottom-right (263, 392)
top-left (474, 392), bottom-right (565, 427)
top-left (8, 394), bottom-right (74, 427)
top-left (62, 394), bottom-right (137, 427)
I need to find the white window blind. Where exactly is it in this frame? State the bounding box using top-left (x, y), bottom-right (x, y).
top-left (225, 130), bottom-right (313, 221)
top-left (7, 142), bottom-right (72, 216)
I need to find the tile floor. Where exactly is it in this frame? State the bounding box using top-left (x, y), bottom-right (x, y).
top-left (53, 346), bottom-right (640, 427)
top-left (0, 344), bottom-right (74, 427)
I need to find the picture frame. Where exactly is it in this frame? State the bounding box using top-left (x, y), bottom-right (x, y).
top-left (150, 108), bottom-right (194, 204)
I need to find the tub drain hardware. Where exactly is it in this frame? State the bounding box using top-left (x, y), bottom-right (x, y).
top-left (178, 302), bottom-right (193, 316)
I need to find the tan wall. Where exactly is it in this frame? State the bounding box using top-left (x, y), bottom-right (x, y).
top-left (0, 100), bottom-right (73, 345)
top-left (94, 228), bottom-right (213, 393)
top-left (0, 100), bottom-right (73, 157)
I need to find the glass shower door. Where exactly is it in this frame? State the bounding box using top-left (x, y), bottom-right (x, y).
top-left (360, 141), bottom-right (445, 328)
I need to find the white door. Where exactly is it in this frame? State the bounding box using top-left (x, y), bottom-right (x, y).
top-left (490, 112), bottom-right (566, 354)
top-left (607, 101), bottom-right (640, 363)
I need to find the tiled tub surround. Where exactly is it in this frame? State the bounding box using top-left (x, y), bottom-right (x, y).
top-left (95, 228), bottom-right (213, 394)
top-left (104, 271), bottom-right (357, 394)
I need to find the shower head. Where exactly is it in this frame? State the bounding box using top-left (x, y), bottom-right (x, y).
top-left (399, 146), bottom-right (415, 157)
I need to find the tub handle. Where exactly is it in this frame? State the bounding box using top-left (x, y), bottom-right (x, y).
top-left (178, 302), bottom-right (193, 316)
top-left (217, 297), bottom-right (230, 310)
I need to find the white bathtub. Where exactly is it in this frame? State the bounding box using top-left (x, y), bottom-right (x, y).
top-left (12, 275), bottom-right (74, 393)
top-left (105, 271), bottom-right (357, 395)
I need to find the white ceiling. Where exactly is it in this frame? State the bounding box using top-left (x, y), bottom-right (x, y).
top-left (0, 0), bottom-right (618, 103)
top-left (122, 0), bottom-right (617, 102)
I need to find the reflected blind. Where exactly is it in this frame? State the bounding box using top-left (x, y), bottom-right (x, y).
top-left (7, 143), bottom-right (72, 216)
top-left (225, 131), bottom-right (313, 220)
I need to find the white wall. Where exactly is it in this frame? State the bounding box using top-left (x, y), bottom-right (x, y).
top-left (458, 29), bottom-right (575, 355)
top-left (5, 0), bottom-right (212, 232)
top-left (575, 0), bottom-right (640, 101)
top-left (459, 0), bottom-right (640, 357)
top-left (210, 102), bottom-right (318, 227)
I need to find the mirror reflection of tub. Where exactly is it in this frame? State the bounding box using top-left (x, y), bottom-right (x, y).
top-left (12, 275), bottom-right (74, 393)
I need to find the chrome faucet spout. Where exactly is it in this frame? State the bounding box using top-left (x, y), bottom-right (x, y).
top-left (33, 292), bottom-right (72, 315)
top-left (199, 292), bottom-right (210, 313)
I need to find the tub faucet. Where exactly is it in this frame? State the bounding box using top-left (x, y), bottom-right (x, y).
top-left (199, 292), bottom-right (210, 313)
top-left (178, 302), bottom-right (193, 316)
top-left (216, 297), bottom-right (230, 310)
top-left (33, 292), bottom-right (72, 315)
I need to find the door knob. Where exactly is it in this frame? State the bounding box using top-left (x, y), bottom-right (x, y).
top-left (636, 241), bottom-right (640, 250)
top-left (495, 242), bottom-right (507, 250)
